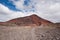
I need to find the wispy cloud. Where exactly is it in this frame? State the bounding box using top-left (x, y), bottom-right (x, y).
top-left (0, 3), bottom-right (26, 22)
top-left (0, 0), bottom-right (60, 23)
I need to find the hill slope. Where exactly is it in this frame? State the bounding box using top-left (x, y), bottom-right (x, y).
top-left (0, 14), bottom-right (53, 26)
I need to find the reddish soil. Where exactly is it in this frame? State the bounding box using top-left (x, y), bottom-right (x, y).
top-left (0, 14), bottom-right (53, 26)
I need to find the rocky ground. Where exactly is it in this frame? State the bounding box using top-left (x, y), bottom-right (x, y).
top-left (0, 26), bottom-right (60, 40)
top-left (35, 27), bottom-right (60, 40)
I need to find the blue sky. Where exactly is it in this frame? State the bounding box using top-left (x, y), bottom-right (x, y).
top-left (0, 0), bottom-right (60, 23)
top-left (0, 0), bottom-right (31, 11)
top-left (0, 0), bottom-right (18, 11)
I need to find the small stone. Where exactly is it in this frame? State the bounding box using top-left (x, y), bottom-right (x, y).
top-left (57, 37), bottom-right (60, 40)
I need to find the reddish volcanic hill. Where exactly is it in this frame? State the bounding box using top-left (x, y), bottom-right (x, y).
top-left (0, 14), bottom-right (53, 26)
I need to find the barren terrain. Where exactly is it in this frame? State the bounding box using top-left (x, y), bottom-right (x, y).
top-left (0, 26), bottom-right (60, 40)
top-left (0, 14), bottom-right (60, 40)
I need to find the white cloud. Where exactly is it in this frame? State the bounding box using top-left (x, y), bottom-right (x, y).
top-left (0, 3), bottom-right (26, 22)
top-left (0, 0), bottom-right (60, 23)
top-left (0, 4), bottom-right (11, 14)
top-left (9, 0), bottom-right (35, 11)
top-left (9, 0), bottom-right (25, 10)
top-left (32, 0), bottom-right (60, 23)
